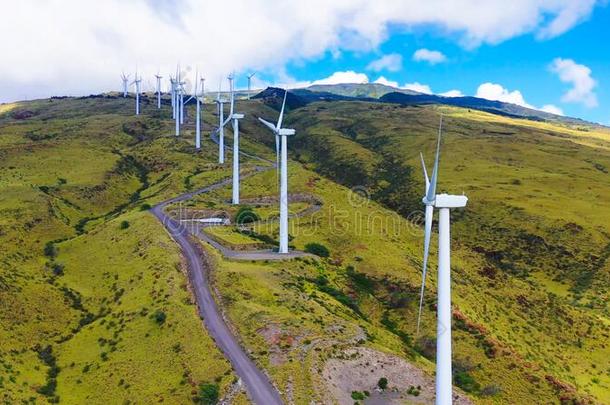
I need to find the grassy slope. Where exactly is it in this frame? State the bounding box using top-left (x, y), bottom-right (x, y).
top-left (2, 95), bottom-right (609, 404)
top-left (282, 101), bottom-right (610, 403)
top-left (0, 96), bottom-right (241, 403)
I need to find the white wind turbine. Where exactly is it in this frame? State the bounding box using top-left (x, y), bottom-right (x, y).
top-left (225, 74), bottom-right (245, 204)
top-left (247, 72), bottom-right (256, 99)
top-left (155, 73), bottom-right (163, 109)
top-left (417, 116), bottom-right (468, 405)
top-left (184, 71), bottom-right (205, 150)
top-left (131, 70), bottom-right (142, 115)
top-left (258, 89), bottom-right (294, 254)
top-left (214, 80), bottom-right (227, 164)
top-left (121, 72), bottom-right (130, 97)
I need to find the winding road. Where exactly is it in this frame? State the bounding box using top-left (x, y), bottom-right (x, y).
top-left (151, 124), bottom-right (287, 405)
top-left (152, 179), bottom-right (284, 404)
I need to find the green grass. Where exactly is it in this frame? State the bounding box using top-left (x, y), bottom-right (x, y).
top-left (2, 94), bottom-right (609, 404)
top-left (0, 95), bottom-right (241, 403)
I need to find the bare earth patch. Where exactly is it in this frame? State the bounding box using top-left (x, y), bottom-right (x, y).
top-left (322, 347), bottom-right (473, 405)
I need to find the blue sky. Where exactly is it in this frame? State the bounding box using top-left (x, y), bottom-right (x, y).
top-left (0, 1), bottom-right (607, 123)
top-left (281, 5), bottom-right (609, 123)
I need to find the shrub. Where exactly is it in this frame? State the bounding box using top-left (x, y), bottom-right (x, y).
top-left (152, 310), bottom-right (166, 325)
top-left (140, 203), bottom-right (151, 211)
top-left (454, 371), bottom-right (480, 393)
top-left (305, 242), bottom-right (330, 258)
top-left (234, 207), bottom-right (260, 224)
top-left (120, 220), bottom-right (130, 230)
top-left (378, 377), bottom-right (388, 390)
top-left (44, 242), bottom-right (57, 258)
top-left (351, 391), bottom-right (366, 400)
top-left (195, 383), bottom-right (219, 405)
top-left (51, 263), bottom-right (64, 276)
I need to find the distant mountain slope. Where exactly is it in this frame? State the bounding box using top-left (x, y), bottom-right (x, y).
top-left (306, 82), bottom-right (421, 98)
top-left (280, 82), bottom-right (603, 129)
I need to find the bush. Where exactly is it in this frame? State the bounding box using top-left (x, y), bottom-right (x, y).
top-left (120, 220), bottom-right (130, 230)
top-left (234, 207), bottom-right (260, 224)
top-left (378, 377), bottom-right (388, 390)
top-left (454, 371), bottom-right (480, 393)
top-left (44, 242), bottom-right (57, 258)
top-left (304, 242), bottom-right (330, 258)
top-left (351, 391), bottom-right (366, 400)
top-left (152, 310), bottom-right (166, 325)
top-left (195, 383), bottom-right (219, 405)
top-left (51, 263), bottom-right (64, 276)
top-left (140, 203), bottom-right (151, 211)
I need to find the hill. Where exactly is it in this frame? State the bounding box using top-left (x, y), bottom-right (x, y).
top-left (289, 83), bottom-right (604, 128)
top-left (0, 94), bottom-right (608, 404)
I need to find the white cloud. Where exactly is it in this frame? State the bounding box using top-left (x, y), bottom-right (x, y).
top-left (313, 71), bottom-right (369, 85)
top-left (475, 82), bottom-right (568, 115)
top-left (0, 1), bottom-right (600, 102)
top-left (475, 82), bottom-right (533, 108)
top-left (549, 58), bottom-right (598, 107)
top-left (541, 104), bottom-right (564, 115)
top-left (403, 82), bottom-right (433, 94)
top-left (439, 89), bottom-right (464, 97)
top-left (413, 48), bottom-right (447, 64)
top-left (374, 76), bottom-right (399, 88)
top-left (366, 53), bottom-right (403, 72)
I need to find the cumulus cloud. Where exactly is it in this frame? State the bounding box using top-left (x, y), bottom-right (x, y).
top-left (374, 76), bottom-right (400, 87)
top-left (475, 82), bottom-right (533, 108)
top-left (475, 82), bottom-right (567, 115)
top-left (366, 53), bottom-right (403, 72)
top-left (541, 104), bottom-right (564, 115)
top-left (549, 58), bottom-right (597, 107)
top-left (413, 48), bottom-right (447, 64)
top-left (439, 90), bottom-right (464, 97)
top-left (312, 71), bottom-right (369, 85)
top-left (403, 82), bottom-right (433, 94)
top-left (0, 0), bottom-right (600, 102)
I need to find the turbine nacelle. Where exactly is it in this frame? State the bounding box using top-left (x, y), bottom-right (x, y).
top-left (278, 128), bottom-right (295, 136)
top-left (434, 194), bottom-right (468, 208)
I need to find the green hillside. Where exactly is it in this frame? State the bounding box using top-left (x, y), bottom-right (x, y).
top-left (1, 95), bottom-right (608, 404)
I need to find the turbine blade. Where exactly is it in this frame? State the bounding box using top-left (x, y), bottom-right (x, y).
top-left (258, 117), bottom-right (277, 132)
top-left (426, 115), bottom-right (443, 202)
top-left (416, 203), bottom-right (434, 334)
top-left (276, 89), bottom-right (287, 129)
top-left (420, 152), bottom-right (430, 193)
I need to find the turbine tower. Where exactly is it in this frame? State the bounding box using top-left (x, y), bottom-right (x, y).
top-left (155, 73), bottom-right (163, 109)
top-left (121, 72), bottom-right (130, 97)
top-left (131, 70), bottom-right (142, 115)
top-left (196, 76), bottom-right (205, 150)
top-left (418, 116), bottom-right (468, 405)
top-left (258, 89), bottom-right (294, 254)
top-left (247, 72), bottom-right (256, 99)
top-left (169, 76), bottom-right (176, 119)
top-left (214, 81), bottom-right (226, 164)
top-left (226, 74), bottom-right (245, 204)
top-left (184, 71), bottom-right (205, 150)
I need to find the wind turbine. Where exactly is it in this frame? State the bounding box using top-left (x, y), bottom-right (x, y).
top-left (417, 116), bottom-right (468, 405)
top-left (185, 71), bottom-right (205, 150)
top-left (214, 80), bottom-right (227, 164)
top-left (247, 72), bottom-right (256, 99)
top-left (131, 70), bottom-right (142, 115)
top-left (225, 74), bottom-right (245, 204)
top-left (258, 89), bottom-right (294, 254)
top-left (155, 73), bottom-right (163, 109)
top-left (169, 76), bottom-right (176, 119)
top-left (121, 72), bottom-right (130, 97)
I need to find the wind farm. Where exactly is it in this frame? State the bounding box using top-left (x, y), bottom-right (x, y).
top-left (1, 2), bottom-right (609, 405)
